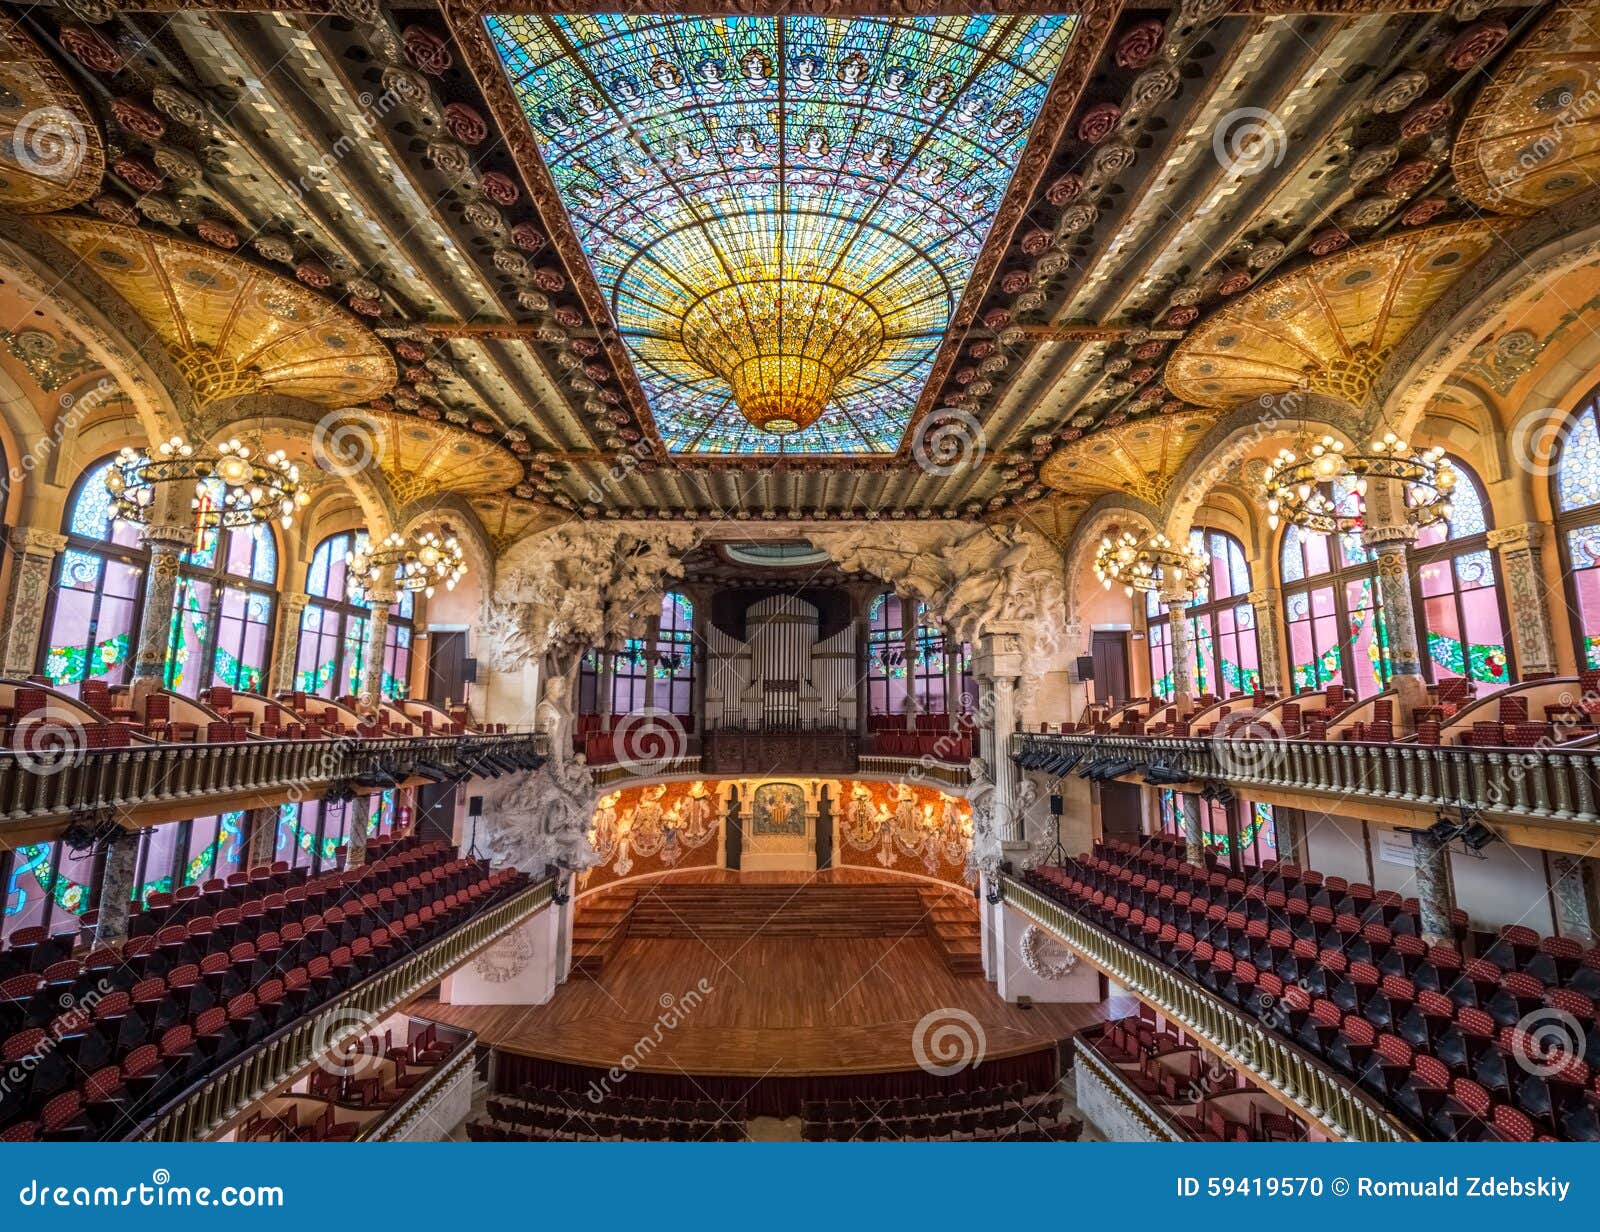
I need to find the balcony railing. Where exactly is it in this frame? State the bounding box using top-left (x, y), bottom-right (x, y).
top-left (1014, 731), bottom-right (1600, 826)
top-left (132, 876), bottom-right (555, 1142)
top-left (361, 1022), bottom-right (478, 1142)
top-left (0, 731), bottom-right (548, 831)
top-left (1001, 877), bottom-right (1414, 1143)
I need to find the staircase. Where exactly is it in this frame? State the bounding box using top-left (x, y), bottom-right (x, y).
top-left (571, 887), bottom-right (637, 977)
top-left (628, 883), bottom-right (929, 938)
top-left (573, 879), bottom-right (985, 976)
top-left (919, 884), bottom-right (983, 975)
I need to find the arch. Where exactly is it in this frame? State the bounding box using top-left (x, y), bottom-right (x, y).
top-left (1160, 403), bottom-right (1361, 543)
top-left (1377, 194), bottom-right (1600, 439)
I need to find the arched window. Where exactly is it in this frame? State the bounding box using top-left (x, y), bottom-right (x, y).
top-left (44, 457), bottom-right (147, 691)
top-left (866, 591), bottom-right (908, 715)
top-left (1555, 397), bottom-right (1600, 668)
top-left (1144, 529), bottom-right (1261, 701)
top-left (1279, 483), bottom-right (1391, 698)
top-left (654, 590), bottom-right (695, 715)
top-left (1410, 459), bottom-right (1510, 685)
top-left (296, 531), bottom-right (373, 699)
top-left (44, 460), bottom-right (280, 696)
top-left (166, 481), bottom-right (279, 696)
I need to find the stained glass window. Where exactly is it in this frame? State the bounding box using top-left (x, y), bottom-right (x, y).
top-left (183, 811), bottom-right (246, 886)
top-left (486, 14), bottom-right (1076, 455)
top-left (1279, 491), bottom-right (1390, 699)
top-left (0, 841), bottom-right (94, 942)
top-left (912, 602), bottom-right (948, 713)
top-left (867, 590), bottom-right (908, 715)
top-left (45, 458), bottom-right (145, 691)
top-left (654, 590), bottom-right (696, 714)
top-left (1146, 529), bottom-right (1260, 700)
top-left (297, 531), bottom-right (398, 700)
top-left (1413, 459), bottom-right (1509, 685)
top-left (1556, 395), bottom-right (1600, 668)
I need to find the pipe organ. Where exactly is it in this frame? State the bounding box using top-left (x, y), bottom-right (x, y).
top-left (704, 595), bottom-right (858, 729)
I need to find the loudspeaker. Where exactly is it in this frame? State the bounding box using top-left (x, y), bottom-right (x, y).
top-left (1050, 794), bottom-right (1063, 816)
top-left (1075, 655), bottom-right (1096, 682)
top-left (468, 795), bottom-right (484, 817)
top-left (462, 658), bottom-right (478, 683)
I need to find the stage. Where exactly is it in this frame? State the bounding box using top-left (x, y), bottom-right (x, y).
top-left (416, 917), bottom-right (1114, 1079)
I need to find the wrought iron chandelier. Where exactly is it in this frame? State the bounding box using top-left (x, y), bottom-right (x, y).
top-left (1261, 432), bottom-right (1455, 534)
top-left (350, 530), bottom-right (467, 599)
top-left (1094, 528), bottom-right (1208, 598)
top-left (106, 435), bottom-right (308, 530)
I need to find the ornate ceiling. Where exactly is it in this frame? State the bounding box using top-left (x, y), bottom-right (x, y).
top-left (0, 0), bottom-right (1584, 531)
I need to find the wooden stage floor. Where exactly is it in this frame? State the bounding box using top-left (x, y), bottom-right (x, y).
top-left (415, 878), bottom-right (1117, 1078)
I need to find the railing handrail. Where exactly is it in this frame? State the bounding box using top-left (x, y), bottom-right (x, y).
top-left (131, 876), bottom-right (555, 1141)
top-left (1012, 730), bottom-right (1600, 826)
top-left (359, 1027), bottom-right (478, 1142)
top-left (1001, 876), bottom-right (1415, 1143)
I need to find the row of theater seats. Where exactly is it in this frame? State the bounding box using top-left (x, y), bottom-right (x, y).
top-left (237, 1022), bottom-right (460, 1141)
top-left (800, 1084), bottom-right (1079, 1142)
top-left (477, 1089), bottom-right (746, 1142)
top-left (0, 837), bottom-right (527, 1141)
top-left (865, 714), bottom-right (970, 732)
top-left (1022, 841), bottom-right (1600, 1141)
top-left (866, 729), bottom-right (975, 761)
top-left (1085, 1009), bottom-right (1309, 1141)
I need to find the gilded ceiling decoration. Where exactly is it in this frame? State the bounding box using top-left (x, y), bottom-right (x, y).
top-left (358, 412), bottom-right (527, 505)
top-left (1038, 407), bottom-right (1215, 504)
top-left (1453, 0), bottom-right (1600, 216)
top-left (35, 218), bottom-right (396, 408)
top-left (1164, 222), bottom-right (1500, 411)
top-left (0, 17), bottom-right (105, 215)
top-left (484, 13), bottom-right (1076, 455)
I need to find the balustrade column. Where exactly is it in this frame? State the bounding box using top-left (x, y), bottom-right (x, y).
top-left (130, 523), bottom-right (191, 694)
top-left (0, 528), bottom-right (68, 677)
top-left (1485, 522), bottom-right (1559, 677)
top-left (1410, 826), bottom-right (1453, 946)
top-left (1161, 581), bottom-right (1195, 712)
top-left (92, 830), bottom-right (141, 947)
top-left (360, 583), bottom-right (395, 711)
top-left (1362, 478), bottom-right (1427, 726)
top-left (1246, 586), bottom-right (1284, 695)
top-left (269, 592), bottom-right (309, 694)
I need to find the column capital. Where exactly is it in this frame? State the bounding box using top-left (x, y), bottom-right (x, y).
top-left (139, 522), bottom-right (194, 552)
top-left (6, 527), bottom-right (66, 556)
top-left (1158, 580), bottom-right (1195, 609)
top-left (1360, 520), bottom-right (1417, 551)
top-left (1486, 521), bottom-right (1546, 552)
top-left (1246, 587), bottom-right (1279, 608)
top-left (280, 590), bottom-right (310, 613)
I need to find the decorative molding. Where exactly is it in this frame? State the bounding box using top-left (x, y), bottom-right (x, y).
top-left (1019, 922), bottom-right (1080, 980)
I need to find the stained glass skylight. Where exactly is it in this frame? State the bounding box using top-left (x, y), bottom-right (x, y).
top-left (486, 14), bottom-right (1075, 454)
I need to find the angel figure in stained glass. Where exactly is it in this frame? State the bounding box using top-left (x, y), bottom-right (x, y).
top-left (649, 57), bottom-right (684, 99)
top-left (790, 54), bottom-right (823, 92)
top-left (741, 50), bottom-right (773, 90)
top-left (837, 51), bottom-right (871, 93)
top-left (920, 74), bottom-right (953, 111)
top-left (878, 65), bottom-right (914, 102)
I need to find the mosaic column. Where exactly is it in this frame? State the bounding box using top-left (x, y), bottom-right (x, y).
top-left (344, 797), bottom-right (369, 869)
top-left (360, 582), bottom-right (395, 711)
top-left (1486, 522), bottom-right (1559, 677)
top-left (902, 600), bottom-right (919, 718)
top-left (0, 528), bottom-right (67, 677)
top-left (1410, 827), bottom-right (1453, 946)
top-left (1247, 587), bottom-right (1284, 695)
top-left (641, 613), bottom-right (660, 712)
top-left (942, 622), bottom-right (959, 723)
top-left (92, 831), bottom-right (141, 948)
top-left (269, 592), bottom-right (309, 695)
top-left (130, 523), bottom-right (191, 690)
top-left (1179, 792), bottom-right (1205, 866)
top-left (1551, 855), bottom-right (1597, 946)
top-left (688, 590), bottom-right (708, 736)
top-left (1160, 580), bottom-right (1195, 711)
top-left (976, 631), bottom-right (1024, 843)
top-left (1361, 488), bottom-right (1426, 724)
top-left (597, 644), bottom-right (615, 718)
top-left (246, 804), bottom-right (279, 868)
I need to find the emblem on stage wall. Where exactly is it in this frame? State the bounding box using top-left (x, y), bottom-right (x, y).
top-left (472, 922), bottom-right (535, 984)
top-left (751, 782), bottom-right (806, 836)
top-left (1019, 925), bottom-right (1079, 981)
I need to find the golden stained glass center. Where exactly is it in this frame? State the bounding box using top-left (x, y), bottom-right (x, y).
top-left (680, 279), bottom-right (886, 435)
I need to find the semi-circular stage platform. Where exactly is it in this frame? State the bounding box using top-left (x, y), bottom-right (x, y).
top-left (414, 871), bottom-right (1116, 1115)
